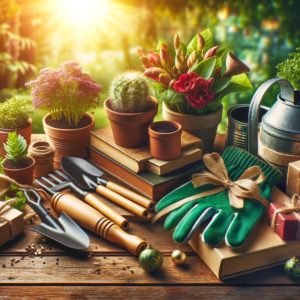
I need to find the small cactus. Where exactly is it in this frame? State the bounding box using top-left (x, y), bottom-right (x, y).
top-left (4, 132), bottom-right (27, 164)
top-left (109, 72), bottom-right (151, 113)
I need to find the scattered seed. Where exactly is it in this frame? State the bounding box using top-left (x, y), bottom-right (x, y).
top-left (131, 270), bottom-right (134, 274)
top-left (2, 264), bottom-right (5, 268)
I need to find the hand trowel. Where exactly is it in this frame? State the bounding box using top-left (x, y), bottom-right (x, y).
top-left (24, 189), bottom-right (90, 250)
top-left (61, 157), bottom-right (155, 217)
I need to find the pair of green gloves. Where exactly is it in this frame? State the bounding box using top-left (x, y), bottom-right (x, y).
top-left (155, 147), bottom-right (281, 248)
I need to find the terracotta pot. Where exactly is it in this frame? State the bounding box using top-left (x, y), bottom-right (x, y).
top-left (104, 96), bottom-right (158, 148)
top-left (3, 156), bottom-right (35, 185)
top-left (163, 103), bottom-right (223, 153)
top-left (43, 113), bottom-right (95, 168)
top-left (0, 118), bottom-right (32, 157)
top-left (149, 121), bottom-right (182, 160)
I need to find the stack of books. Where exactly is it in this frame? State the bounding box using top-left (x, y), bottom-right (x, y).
top-left (88, 127), bottom-right (204, 201)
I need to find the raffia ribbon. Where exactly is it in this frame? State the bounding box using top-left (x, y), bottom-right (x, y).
top-left (153, 152), bottom-right (268, 223)
top-left (271, 194), bottom-right (300, 231)
top-left (0, 198), bottom-right (19, 238)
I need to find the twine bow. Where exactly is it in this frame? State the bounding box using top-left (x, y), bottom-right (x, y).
top-left (271, 194), bottom-right (300, 230)
top-left (153, 152), bottom-right (268, 223)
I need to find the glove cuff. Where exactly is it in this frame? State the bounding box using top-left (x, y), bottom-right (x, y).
top-left (222, 146), bottom-right (282, 186)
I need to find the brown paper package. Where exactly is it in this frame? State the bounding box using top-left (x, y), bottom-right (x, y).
top-left (0, 207), bottom-right (24, 246)
top-left (286, 160), bottom-right (300, 197)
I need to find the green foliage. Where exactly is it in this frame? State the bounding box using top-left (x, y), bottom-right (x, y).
top-left (277, 48), bottom-right (300, 90)
top-left (5, 184), bottom-right (26, 211)
top-left (0, 96), bottom-right (32, 129)
top-left (110, 72), bottom-right (151, 112)
top-left (4, 132), bottom-right (27, 164)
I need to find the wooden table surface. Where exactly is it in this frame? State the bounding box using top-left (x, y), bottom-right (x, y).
top-left (1, 135), bottom-right (300, 299)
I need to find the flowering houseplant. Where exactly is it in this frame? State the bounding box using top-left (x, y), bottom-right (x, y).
top-left (26, 61), bottom-right (101, 126)
top-left (138, 28), bottom-right (252, 114)
top-left (26, 61), bottom-right (102, 166)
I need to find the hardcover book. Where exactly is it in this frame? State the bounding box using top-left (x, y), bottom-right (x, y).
top-left (90, 127), bottom-right (202, 174)
top-left (88, 146), bottom-right (204, 201)
top-left (188, 187), bottom-right (300, 279)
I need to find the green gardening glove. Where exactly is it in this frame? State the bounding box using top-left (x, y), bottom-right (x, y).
top-left (154, 147), bottom-right (281, 248)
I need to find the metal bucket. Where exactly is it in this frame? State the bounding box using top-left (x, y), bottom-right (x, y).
top-left (226, 104), bottom-right (268, 150)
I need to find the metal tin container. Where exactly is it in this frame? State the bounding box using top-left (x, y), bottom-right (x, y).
top-left (226, 104), bottom-right (268, 150)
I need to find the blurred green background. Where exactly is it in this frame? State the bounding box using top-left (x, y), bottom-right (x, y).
top-left (1, 0), bottom-right (299, 133)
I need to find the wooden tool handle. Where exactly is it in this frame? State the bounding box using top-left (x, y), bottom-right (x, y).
top-left (106, 181), bottom-right (155, 210)
top-left (96, 185), bottom-right (149, 219)
top-left (51, 192), bottom-right (146, 256)
top-left (84, 193), bottom-right (129, 230)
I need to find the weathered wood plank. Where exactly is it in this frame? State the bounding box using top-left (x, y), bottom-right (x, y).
top-left (0, 222), bottom-right (191, 254)
top-left (0, 254), bottom-right (294, 285)
top-left (0, 286), bottom-right (300, 300)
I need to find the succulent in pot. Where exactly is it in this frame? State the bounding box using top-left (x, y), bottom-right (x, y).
top-left (0, 96), bottom-right (32, 156)
top-left (149, 121), bottom-right (182, 160)
top-left (26, 61), bottom-right (101, 167)
top-left (2, 132), bottom-right (35, 185)
top-left (104, 72), bottom-right (158, 148)
top-left (138, 29), bottom-right (252, 152)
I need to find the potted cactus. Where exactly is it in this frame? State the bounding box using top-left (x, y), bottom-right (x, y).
top-left (0, 96), bottom-right (32, 157)
top-left (104, 72), bottom-right (158, 147)
top-left (2, 132), bottom-right (35, 185)
top-left (138, 29), bottom-right (252, 152)
top-left (26, 61), bottom-right (101, 167)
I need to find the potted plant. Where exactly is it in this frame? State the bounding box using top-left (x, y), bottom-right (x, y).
top-left (104, 72), bottom-right (158, 147)
top-left (277, 47), bottom-right (300, 101)
top-left (149, 121), bottom-right (182, 160)
top-left (2, 132), bottom-right (35, 185)
top-left (0, 96), bottom-right (32, 156)
top-left (26, 61), bottom-right (101, 167)
top-left (138, 28), bottom-right (252, 152)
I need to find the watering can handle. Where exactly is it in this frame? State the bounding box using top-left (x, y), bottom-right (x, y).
top-left (248, 78), bottom-right (295, 156)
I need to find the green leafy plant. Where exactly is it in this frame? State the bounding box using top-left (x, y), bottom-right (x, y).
top-left (109, 72), bottom-right (151, 113)
top-left (26, 61), bottom-right (102, 126)
top-left (138, 28), bottom-right (252, 114)
top-left (277, 48), bottom-right (300, 90)
top-left (0, 96), bottom-right (32, 129)
top-left (5, 184), bottom-right (26, 210)
top-left (4, 132), bottom-right (27, 164)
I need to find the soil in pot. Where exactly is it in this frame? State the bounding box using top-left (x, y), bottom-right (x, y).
top-left (43, 113), bottom-right (95, 168)
top-left (149, 121), bottom-right (182, 161)
top-left (3, 156), bottom-right (35, 185)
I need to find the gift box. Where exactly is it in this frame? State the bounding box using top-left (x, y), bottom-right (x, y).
top-left (286, 160), bottom-right (300, 197)
top-left (267, 194), bottom-right (300, 241)
top-left (0, 203), bottom-right (24, 247)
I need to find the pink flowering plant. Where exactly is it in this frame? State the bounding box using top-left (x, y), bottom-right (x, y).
top-left (26, 61), bottom-right (101, 125)
top-left (138, 29), bottom-right (252, 114)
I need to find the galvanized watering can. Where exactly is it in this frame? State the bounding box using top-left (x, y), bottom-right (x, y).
top-left (248, 78), bottom-right (300, 178)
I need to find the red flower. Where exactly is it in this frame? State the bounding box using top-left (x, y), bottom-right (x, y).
top-left (173, 72), bottom-right (215, 108)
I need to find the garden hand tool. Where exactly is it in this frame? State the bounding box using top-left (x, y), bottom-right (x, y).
top-left (38, 170), bottom-right (128, 230)
top-left (34, 176), bottom-right (147, 256)
top-left (154, 147), bottom-right (282, 248)
top-left (61, 157), bottom-right (155, 217)
top-left (23, 189), bottom-right (90, 250)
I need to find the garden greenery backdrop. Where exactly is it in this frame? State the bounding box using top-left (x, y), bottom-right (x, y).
top-left (0, 0), bottom-right (299, 133)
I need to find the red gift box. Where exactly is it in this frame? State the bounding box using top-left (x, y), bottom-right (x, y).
top-left (268, 200), bottom-right (300, 241)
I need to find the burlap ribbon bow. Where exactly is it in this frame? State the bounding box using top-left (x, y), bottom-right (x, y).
top-left (153, 152), bottom-right (268, 223)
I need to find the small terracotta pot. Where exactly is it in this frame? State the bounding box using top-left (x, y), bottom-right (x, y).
top-left (149, 121), bottom-right (182, 160)
top-left (0, 118), bottom-right (32, 157)
top-left (163, 103), bottom-right (222, 153)
top-left (28, 141), bottom-right (55, 178)
top-left (104, 96), bottom-right (158, 148)
top-left (3, 156), bottom-right (35, 185)
top-left (43, 113), bottom-right (95, 168)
